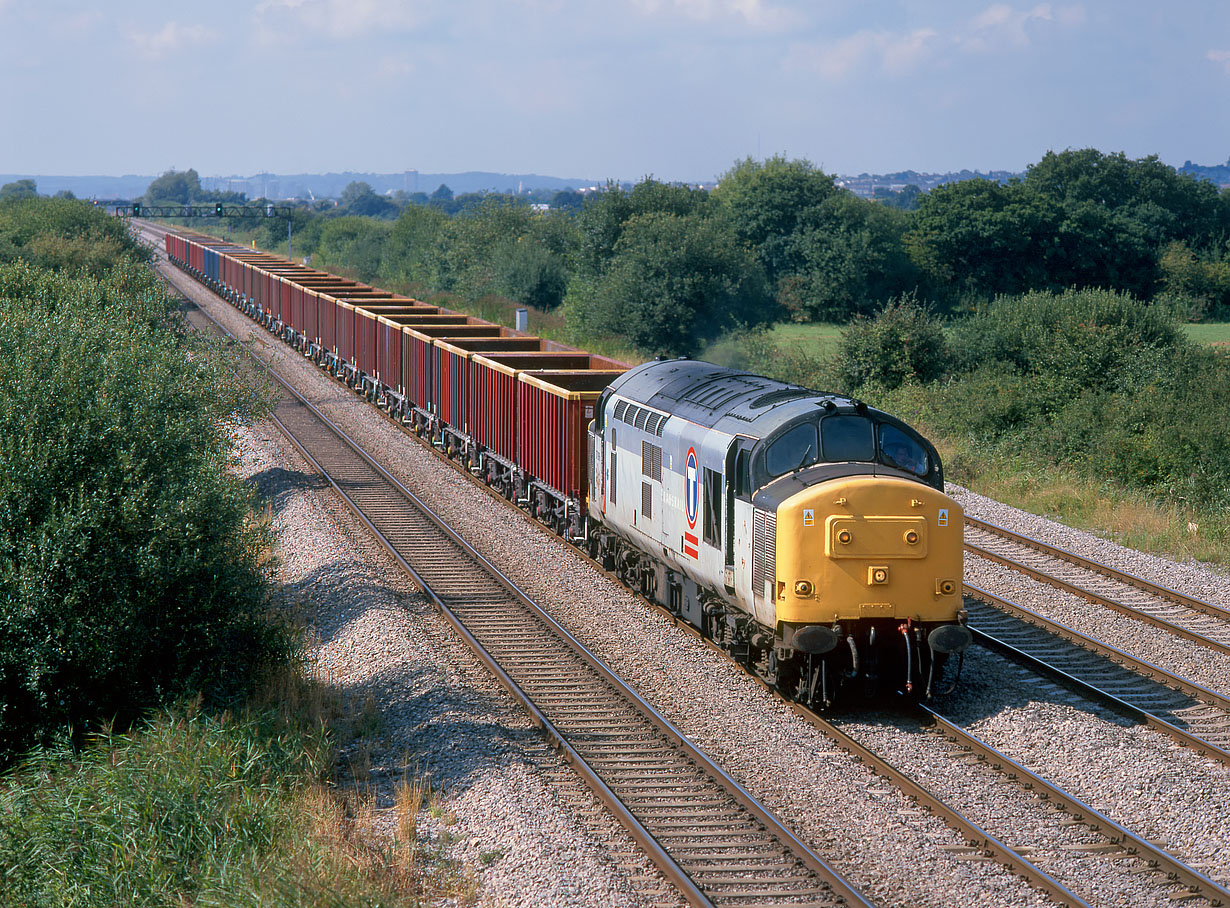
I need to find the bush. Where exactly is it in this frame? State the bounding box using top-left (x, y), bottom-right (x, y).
top-left (0, 260), bottom-right (283, 762)
top-left (836, 295), bottom-right (949, 391)
top-left (948, 287), bottom-right (1184, 394)
top-left (0, 197), bottom-right (147, 276)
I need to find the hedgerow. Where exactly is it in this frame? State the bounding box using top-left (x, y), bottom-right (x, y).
top-left (0, 252), bottom-right (284, 763)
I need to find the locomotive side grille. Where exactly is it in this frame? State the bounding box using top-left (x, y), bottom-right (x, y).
top-left (642, 441), bottom-right (662, 482)
top-left (642, 481), bottom-right (653, 520)
top-left (614, 400), bottom-right (629, 422)
top-left (634, 408), bottom-right (649, 431)
top-left (752, 508), bottom-right (776, 598)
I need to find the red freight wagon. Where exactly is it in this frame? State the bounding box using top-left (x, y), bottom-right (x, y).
top-left (518, 371), bottom-right (625, 505)
top-left (401, 324), bottom-right (503, 418)
top-left (433, 338), bottom-right (546, 440)
top-left (469, 352), bottom-right (602, 467)
top-left (352, 306), bottom-right (425, 379)
top-left (371, 314), bottom-right (462, 398)
top-left (270, 272), bottom-right (284, 320)
top-left (301, 286), bottom-right (319, 345)
top-left (318, 291), bottom-right (338, 353)
top-left (337, 300), bottom-right (357, 364)
top-left (428, 331), bottom-right (532, 432)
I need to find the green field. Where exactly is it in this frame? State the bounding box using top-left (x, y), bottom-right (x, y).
top-left (767, 322), bottom-right (845, 355)
top-left (1183, 322), bottom-right (1230, 345)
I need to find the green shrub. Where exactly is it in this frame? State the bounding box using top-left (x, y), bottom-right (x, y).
top-left (835, 295), bottom-right (949, 391)
top-left (0, 260), bottom-right (283, 762)
top-left (0, 197), bottom-right (147, 276)
top-left (948, 287), bottom-right (1184, 392)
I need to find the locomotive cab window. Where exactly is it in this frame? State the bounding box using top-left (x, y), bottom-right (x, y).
top-left (764, 422), bottom-right (818, 477)
top-left (593, 389), bottom-right (611, 432)
top-left (820, 415), bottom-right (874, 462)
top-left (878, 424), bottom-right (928, 477)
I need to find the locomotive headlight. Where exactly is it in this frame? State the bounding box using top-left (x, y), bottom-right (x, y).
top-left (794, 579), bottom-right (814, 597)
top-left (868, 566), bottom-right (889, 585)
top-left (904, 529), bottom-right (919, 545)
top-left (837, 529), bottom-right (853, 545)
top-left (937, 579), bottom-right (957, 595)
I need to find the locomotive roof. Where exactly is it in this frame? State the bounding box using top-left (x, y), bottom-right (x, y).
top-left (606, 358), bottom-right (865, 438)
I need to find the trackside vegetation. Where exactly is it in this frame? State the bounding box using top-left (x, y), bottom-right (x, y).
top-left (0, 198), bottom-right (470, 905)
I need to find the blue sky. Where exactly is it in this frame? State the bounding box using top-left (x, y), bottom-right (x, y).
top-left (2, 0), bottom-right (1227, 181)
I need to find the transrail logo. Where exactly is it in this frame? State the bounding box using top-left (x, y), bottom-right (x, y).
top-left (684, 447), bottom-right (698, 530)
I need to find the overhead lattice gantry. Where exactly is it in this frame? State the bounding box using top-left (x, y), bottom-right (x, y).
top-left (116, 204), bottom-right (293, 218)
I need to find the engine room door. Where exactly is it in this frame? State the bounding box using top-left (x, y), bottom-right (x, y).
top-left (724, 444), bottom-right (737, 569)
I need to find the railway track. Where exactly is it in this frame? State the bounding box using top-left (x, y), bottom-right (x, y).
top-left (965, 515), bottom-right (1230, 657)
top-left (963, 584), bottom-right (1230, 762)
top-left (166, 255), bottom-right (873, 908)
top-left (906, 705), bottom-right (1230, 907)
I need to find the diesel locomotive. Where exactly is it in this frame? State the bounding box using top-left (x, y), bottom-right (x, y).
top-left (586, 359), bottom-right (970, 706)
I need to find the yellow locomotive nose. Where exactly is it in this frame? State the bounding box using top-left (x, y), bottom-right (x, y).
top-left (773, 475), bottom-right (964, 626)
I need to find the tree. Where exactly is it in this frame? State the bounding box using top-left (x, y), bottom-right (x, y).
top-left (836, 296), bottom-right (949, 391)
top-left (314, 216), bottom-right (390, 282)
top-left (905, 178), bottom-right (1057, 297)
top-left (384, 204), bottom-right (448, 286)
top-left (572, 178), bottom-right (711, 280)
top-left (0, 253), bottom-right (282, 760)
top-left (551, 189), bottom-right (584, 212)
top-left (337, 181), bottom-right (399, 219)
top-left (430, 183), bottom-right (454, 202)
top-left (779, 193), bottom-right (919, 322)
top-left (143, 169), bottom-right (201, 205)
top-left (712, 156), bottom-right (842, 285)
top-left (0, 179), bottom-right (38, 201)
top-left (568, 211), bottom-right (772, 356)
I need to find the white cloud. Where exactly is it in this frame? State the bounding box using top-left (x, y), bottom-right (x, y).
top-left (1208, 49), bottom-right (1230, 75)
top-left (127, 22), bottom-right (218, 61)
top-left (791, 3), bottom-right (1083, 81)
top-left (254, 0), bottom-right (431, 39)
top-left (962, 3), bottom-right (1084, 52)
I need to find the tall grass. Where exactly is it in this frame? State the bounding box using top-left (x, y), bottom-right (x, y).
top-left (0, 670), bottom-right (476, 908)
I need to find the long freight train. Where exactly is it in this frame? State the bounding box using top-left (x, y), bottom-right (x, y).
top-left (165, 229), bottom-right (971, 705)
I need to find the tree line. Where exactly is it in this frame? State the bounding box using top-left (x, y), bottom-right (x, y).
top-left (153, 149), bottom-right (1230, 358)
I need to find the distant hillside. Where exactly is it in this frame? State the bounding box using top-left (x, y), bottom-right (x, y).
top-left (197, 170), bottom-right (602, 200)
top-left (836, 168), bottom-right (1021, 198)
top-left (1179, 158), bottom-right (1230, 187)
top-left (0, 174), bottom-right (155, 199)
top-left (0, 170), bottom-right (603, 202)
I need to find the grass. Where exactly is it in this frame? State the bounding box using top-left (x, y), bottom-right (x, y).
top-left (0, 664), bottom-right (477, 908)
top-left (1182, 321), bottom-right (1230, 345)
top-left (936, 437), bottom-right (1230, 570)
top-left (766, 322), bottom-right (845, 358)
